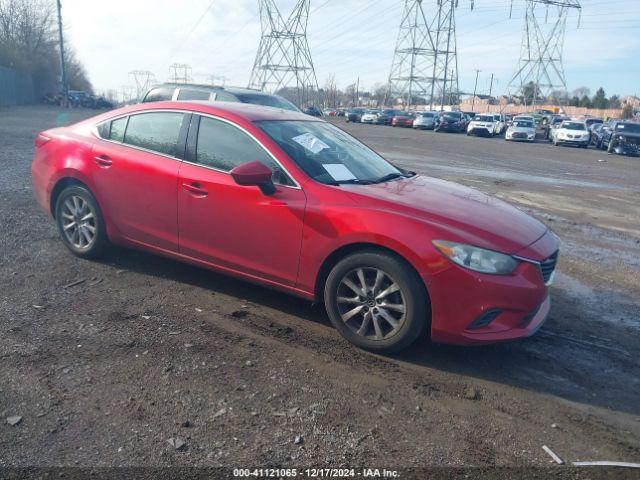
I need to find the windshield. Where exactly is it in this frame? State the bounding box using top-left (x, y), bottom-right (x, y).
top-left (258, 120), bottom-right (406, 185)
top-left (443, 112), bottom-right (461, 120)
top-left (616, 123), bottom-right (640, 133)
top-left (476, 115), bottom-right (494, 122)
top-left (236, 93), bottom-right (300, 112)
top-left (562, 122), bottom-right (586, 131)
top-left (512, 120), bottom-right (535, 128)
top-left (420, 112), bottom-right (435, 117)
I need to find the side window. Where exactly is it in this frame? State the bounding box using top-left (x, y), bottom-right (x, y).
top-left (195, 116), bottom-right (294, 186)
top-left (213, 91), bottom-right (238, 102)
top-left (177, 89), bottom-right (211, 101)
top-left (110, 117), bottom-right (127, 142)
top-left (143, 87), bottom-right (174, 103)
top-left (123, 112), bottom-right (185, 157)
top-left (96, 116), bottom-right (127, 142)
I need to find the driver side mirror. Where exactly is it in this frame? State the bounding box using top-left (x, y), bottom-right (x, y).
top-left (230, 161), bottom-right (276, 195)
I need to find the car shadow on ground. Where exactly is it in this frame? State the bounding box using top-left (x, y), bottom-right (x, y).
top-left (97, 245), bottom-right (640, 418)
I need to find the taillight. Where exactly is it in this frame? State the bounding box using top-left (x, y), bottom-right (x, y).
top-left (35, 134), bottom-right (51, 148)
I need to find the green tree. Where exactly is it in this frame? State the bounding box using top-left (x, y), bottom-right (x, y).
top-left (579, 95), bottom-right (592, 108)
top-left (609, 95), bottom-right (621, 109)
top-left (592, 87), bottom-right (607, 109)
top-left (570, 96), bottom-right (580, 107)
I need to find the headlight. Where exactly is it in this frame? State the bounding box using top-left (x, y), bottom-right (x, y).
top-left (432, 240), bottom-right (519, 274)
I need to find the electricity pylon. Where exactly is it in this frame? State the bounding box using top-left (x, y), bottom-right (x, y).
top-left (508, 0), bottom-right (581, 103)
top-left (387, 0), bottom-right (473, 109)
top-left (168, 63), bottom-right (192, 84)
top-left (248, 0), bottom-right (319, 107)
top-left (129, 70), bottom-right (156, 100)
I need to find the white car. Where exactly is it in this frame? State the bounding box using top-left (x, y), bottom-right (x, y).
top-left (360, 110), bottom-right (380, 124)
top-left (553, 121), bottom-right (590, 148)
top-left (413, 111), bottom-right (438, 130)
top-left (466, 114), bottom-right (497, 137)
top-left (492, 113), bottom-right (507, 134)
top-left (505, 118), bottom-right (536, 142)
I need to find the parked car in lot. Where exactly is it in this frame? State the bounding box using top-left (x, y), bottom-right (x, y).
top-left (492, 113), bottom-right (507, 134)
top-left (360, 109), bottom-right (380, 124)
top-left (505, 118), bottom-right (536, 142)
top-left (589, 123), bottom-right (605, 148)
top-left (304, 105), bottom-right (323, 117)
top-left (375, 109), bottom-right (404, 125)
top-left (600, 121), bottom-right (640, 156)
top-left (142, 83), bottom-right (301, 112)
top-left (435, 111), bottom-right (467, 133)
top-left (31, 101), bottom-right (559, 353)
top-left (412, 111), bottom-right (438, 130)
top-left (345, 108), bottom-right (365, 123)
top-left (391, 112), bottom-right (415, 127)
top-left (584, 117), bottom-right (603, 130)
top-left (553, 121), bottom-right (590, 148)
top-left (466, 114), bottom-right (497, 137)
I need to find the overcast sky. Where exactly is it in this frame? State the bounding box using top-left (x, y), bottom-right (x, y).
top-left (62, 0), bottom-right (640, 98)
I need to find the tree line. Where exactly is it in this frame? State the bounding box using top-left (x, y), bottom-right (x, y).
top-left (0, 0), bottom-right (92, 96)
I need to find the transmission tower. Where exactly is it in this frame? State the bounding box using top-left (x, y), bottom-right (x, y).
top-left (248, 0), bottom-right (319, 107)
top-left (129, 70), bottom-right (157, 100)
top-left (508, 0), bottom-right (581, 103)
top-left (387, 0), bottom-right (472, 109)
top-left (168, 63), bottom-right (192, 84)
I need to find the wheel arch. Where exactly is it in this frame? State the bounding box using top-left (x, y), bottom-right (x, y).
top-left (50, 177), bottom-right (90, 218)
top-left (314, 242), bottom-right (431, 310)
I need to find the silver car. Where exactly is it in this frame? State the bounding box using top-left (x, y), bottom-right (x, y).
top-left (505, 118), bottom-right (536, 142)
top-left (413, 111), bottom-right (438, 130)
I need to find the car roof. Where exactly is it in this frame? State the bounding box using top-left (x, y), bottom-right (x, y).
top-left (86, 100), bottom-right (314, 125)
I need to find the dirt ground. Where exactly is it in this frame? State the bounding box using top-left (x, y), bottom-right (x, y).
top-left (0, 107), bottom-right (639, 474)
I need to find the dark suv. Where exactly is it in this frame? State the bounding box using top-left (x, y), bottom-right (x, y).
top-left (142, 83), bottom-right (300, 112)
top-left (601, 121), bottom-right (640, 156)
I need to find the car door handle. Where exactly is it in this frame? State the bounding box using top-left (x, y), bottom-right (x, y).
top-left (182, 182), bottom-right (208, 197)
top-left (93, 155), bottom-right (112, 167)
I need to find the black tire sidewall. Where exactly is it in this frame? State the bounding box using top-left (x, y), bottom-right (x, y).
top-left (324, 251), bottom-right (427, 353)
top-left (55, 185), bottom-right (108, 259)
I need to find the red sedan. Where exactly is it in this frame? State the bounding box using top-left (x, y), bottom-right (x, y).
top-left (391, 113), bottom-right (416, 127)
top-left (31, 101), bottom-right (559, 352)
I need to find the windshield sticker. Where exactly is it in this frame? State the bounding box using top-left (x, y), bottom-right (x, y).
top-left (292, 133), bottom-right (329, 154)
top-left (322, 164), bottom-right (357, 181)
top-left (618, 124), bottom-right (625, 129)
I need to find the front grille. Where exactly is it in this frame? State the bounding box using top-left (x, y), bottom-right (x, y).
top-left (512, 132), bottom-right (527, 138)
top-left (539, 251), bottom-right (559, 284)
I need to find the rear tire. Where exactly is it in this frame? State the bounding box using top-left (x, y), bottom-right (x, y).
top-left (54, 185), bottom-right (108, 259)
top-left (324, 251), bottom-right (427, 353)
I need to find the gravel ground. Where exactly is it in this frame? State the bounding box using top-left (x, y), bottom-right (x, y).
top-left (0, 107), bottom-right (639, 475)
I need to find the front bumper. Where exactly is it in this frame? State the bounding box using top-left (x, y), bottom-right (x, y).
top-left (556, 137), bottom-right (588, 145)
top-left (437, 123), bottom-right (464, 132)
top-left (507, 132), bottom-right (535, 141)
top-left (614, 142), bottom-right (640, 156)
top-left (425, 231), bottom-right (558, 346)
top-left (468, 127), bottom-right (493, 136)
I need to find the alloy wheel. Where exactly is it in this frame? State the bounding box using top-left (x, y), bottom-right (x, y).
top-left (336, 267), bottom-right (407, 340)
top-left (60, 195), bottom-right (97, 249)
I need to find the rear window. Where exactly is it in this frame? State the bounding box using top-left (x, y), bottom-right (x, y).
top-left (177, 89), bottom-right (211, 101)
top-left (123, 112), bottom-right (185, 156)
top-left (143, 87), bottom-right (174, 103)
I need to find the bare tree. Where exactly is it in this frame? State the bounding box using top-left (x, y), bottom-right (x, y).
top-left (0, 0), bottom-right (92, 95)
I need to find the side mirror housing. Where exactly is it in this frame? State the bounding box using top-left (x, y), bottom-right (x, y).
top-left (230, 161), bottom-right (276, 195)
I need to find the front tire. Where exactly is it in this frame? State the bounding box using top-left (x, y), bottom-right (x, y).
top-left (324, 251), bottom-right (427, 353)
top-left (55, 185), bottom-right (108, 259)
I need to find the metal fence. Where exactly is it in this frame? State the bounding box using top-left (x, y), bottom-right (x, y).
top-left (0, 65), bottom-right (36, 106)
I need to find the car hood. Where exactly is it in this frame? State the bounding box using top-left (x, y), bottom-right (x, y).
top-left (343, 175), bottom-right (547, 254)
top-left (615, 132), bottom-right (640, 139)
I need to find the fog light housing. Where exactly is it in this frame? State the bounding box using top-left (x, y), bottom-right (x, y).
top-left (468, 309), bottom-right (502, 330)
